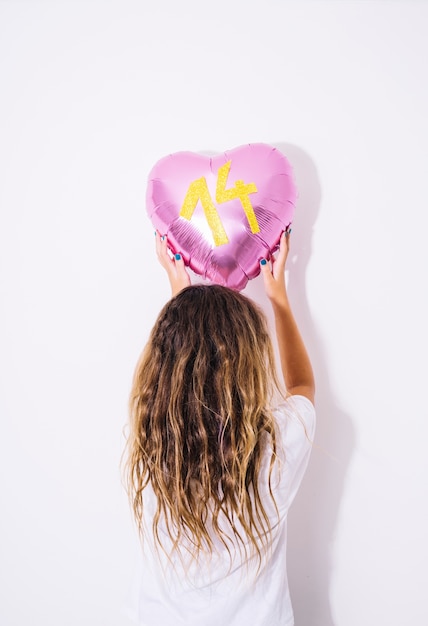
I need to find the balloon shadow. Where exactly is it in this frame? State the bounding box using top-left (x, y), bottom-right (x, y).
top-left (245, 142), bottom-right (356, 626)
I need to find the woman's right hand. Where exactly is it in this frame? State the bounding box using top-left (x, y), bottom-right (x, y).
top-left (155, 231), bottom-right (191, 298)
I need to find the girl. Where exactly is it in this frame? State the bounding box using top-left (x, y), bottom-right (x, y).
top-left (124, 229), bottom-right (315, 626)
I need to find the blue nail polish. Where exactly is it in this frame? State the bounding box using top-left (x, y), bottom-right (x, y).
top-left (175, 253), bottom-right (181, 261)
top-left (161, 235), bottom-right (165, 241)
top-left (260, 259), bottom-right (267, 266)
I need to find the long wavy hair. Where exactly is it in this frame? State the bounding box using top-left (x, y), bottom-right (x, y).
top-left (124, 285), bottom-right (283, 569)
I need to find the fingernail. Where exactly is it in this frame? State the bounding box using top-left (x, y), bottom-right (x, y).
top-left (175, 253), bottom-right (181, 261)
top-left (260, 259), bottom-right (267, 266)
top-left (287, 228), bottom-right (292, 236)
top-left (161, 235), bottom-right (165, 241)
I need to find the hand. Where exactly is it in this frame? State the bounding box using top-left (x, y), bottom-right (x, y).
top-left (155, 231), bottom-right (191, 297)
top-left (259, 229), bottom-right (291, 306)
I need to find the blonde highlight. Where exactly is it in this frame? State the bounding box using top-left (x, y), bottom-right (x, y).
top-left (124, 285), bottom-right (283, 570)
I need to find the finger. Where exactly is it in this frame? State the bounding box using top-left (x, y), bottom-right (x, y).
top-left (273, 232), bottom-right (287, 266)
top-left (156, 233), bottom-right (169, 265)
top-left (272, 231), bottom-right (290, 277)
top-left (156, 234), bottom-right (176, 279)
top-left (155, 232), bottom-right (166, 267)
top-left (173, 252), bottom-right (188, 278)
top-left (281, 229), bottom-right (291, 256)
top-left (155, 231), bottom-right (166, 261)
top-left (259, 257), bottom-right (274, 288)
top-left (284, 227), bottom-right (292, 254)
top-left (173, 251), bottom-right (184, 265)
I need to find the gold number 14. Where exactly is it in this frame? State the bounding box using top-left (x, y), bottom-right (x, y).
top-left (179, 160), bottom-right (259, 246)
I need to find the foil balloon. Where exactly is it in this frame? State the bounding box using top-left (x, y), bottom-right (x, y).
top-left (146, 143), bottom-right (296, 291)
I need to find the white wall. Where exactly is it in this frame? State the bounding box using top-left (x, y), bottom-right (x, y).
top-left (1, 1), bottom-right (427, 624)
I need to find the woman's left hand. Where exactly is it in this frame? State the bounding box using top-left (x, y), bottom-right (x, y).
top-left (155, 231), bottom-right (191, 297)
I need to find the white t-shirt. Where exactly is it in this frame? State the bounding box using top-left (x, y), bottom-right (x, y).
top-left (125, 395), bottom-right (315, 626)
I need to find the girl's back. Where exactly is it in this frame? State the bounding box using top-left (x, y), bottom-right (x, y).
top-left (127, 397), bottom-right (314, 626)
top-left (124, 231), bottom-right (315, 626)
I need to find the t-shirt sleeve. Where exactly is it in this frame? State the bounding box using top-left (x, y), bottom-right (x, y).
top-left (272, 395), bottom-right (316, 514)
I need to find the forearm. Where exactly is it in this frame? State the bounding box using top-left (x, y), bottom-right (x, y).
top-left (272, 297), bottom-right (315, 401)
top-left (259, 229), bottom-right (315, 402)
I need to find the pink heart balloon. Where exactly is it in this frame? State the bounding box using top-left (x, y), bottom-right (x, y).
top-left (146, 143), bottom-right (296, 291)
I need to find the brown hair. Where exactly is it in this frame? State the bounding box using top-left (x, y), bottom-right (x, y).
top-left (124, 285), bottom-right (282, 568)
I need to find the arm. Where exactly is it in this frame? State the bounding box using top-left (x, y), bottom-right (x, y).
top-left (260, 230), bottom-right (315, 404)
top-left (155, 231), bottom-right (190, 297)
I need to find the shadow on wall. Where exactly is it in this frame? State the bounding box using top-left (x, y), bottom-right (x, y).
top-left (245, 142), bottom-right (356, 626)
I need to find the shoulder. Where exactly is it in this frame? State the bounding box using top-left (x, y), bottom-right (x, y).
top-left (267, 395), bottom-right (316, 510)
top-left (273, 395), bottom-right (316, 453)
top-left (275, 394), bottom-right (315, 430)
